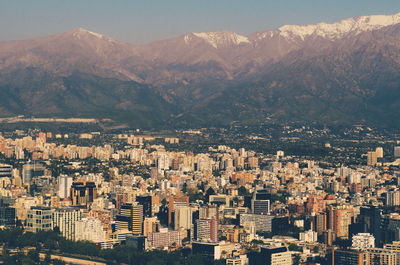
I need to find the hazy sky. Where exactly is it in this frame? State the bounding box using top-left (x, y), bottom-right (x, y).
top-left (1, 0), bottom-right (400, 43)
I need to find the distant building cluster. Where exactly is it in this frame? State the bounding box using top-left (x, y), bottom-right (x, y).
top-left (0, 129), bottom-right (400, 265)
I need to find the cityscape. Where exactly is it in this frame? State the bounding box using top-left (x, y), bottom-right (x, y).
top-left (0, 124), bottom-right (399, 264)
top-left (1, 1), bottom-right (400, 265)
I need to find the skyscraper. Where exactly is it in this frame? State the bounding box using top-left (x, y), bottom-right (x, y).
top-left (328, 205), bottom-right (354, 239)
top-left (52, 208), bottom-right (82, 240)
top-left (136, 195), bottom-right (152, 217)
top-left (174, 206), bottom-right (192, 231)
top-left (58, 175), bottom-right (73, 199)
top-left (367, 151), bottom-right (378, 166)
top-left (116, 203), bottom-right (144, 235)
top-left (251, 190), bottom-right (271, 215)
top-left (22, 162), bottom-right (45, 184)
top-left (195, 218), bottom-right (218, 242)
top-left (70, 181), bottom-right (97, 206)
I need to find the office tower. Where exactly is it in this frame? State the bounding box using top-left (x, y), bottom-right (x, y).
top-left (136, 195), bottom-right (152, 217)
top-left (194, 218), bottom-right (218, 242)
top-left (249, 246), bottom-right (292, 265)
top-left (58, 175), bottom-right (73, 199)
top-left (299, 230), bottom-right (318, 242)
top-left (26, 206), bottom-right (53, 232)
top-left (0, 164), bottom-right (12, 178)
top-left (116, 203), bottom-right (144, 235)
top-left (367, 151), bottom-right (377, 166)
top-left (375, 147), bottom-right (384, 158)
top-left (75, 218), bottom-right (106, 242)
top-left (167, 194), bottom-right (189, 226)
top-left (387, 189), bottom-right (400, 206)
top-left (352, 233), bottom-right (375, 249)
top-left (311, 212), bottom-right (327, 235)
top-left (0, 197), bottom-right (16, 227)
top-left (395, 146), bottom-right (400, 159)
top-left (70, 181), bottom-right (97, 206)
top-left (328, 205), bottom-right (354, 239)
top-left (251, 190), bottom-right (270, 215)
top-left (52, 208), bottom-right (82, 240)
top-left (22, 162), bottom-right (45, 184)
top-left (174, 206), bottom-right (192, 231)
top-left (358, 206), bottom-right (383, 246)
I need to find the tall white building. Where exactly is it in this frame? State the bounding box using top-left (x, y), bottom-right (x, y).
top-left (75, 218), bottom-right (106, 243)
top-left (299, 230), bottom-right (318, 243)
top-left (174, 206), bottom-right (192, 231)
top-left (58, 175), bottom-right (73, 199)
top-left (375, 147), bottom-right (384, 158)
top-left (352, 233), bottom-right (375, 250)
top-left (52, 208), bottom-right (82, 240)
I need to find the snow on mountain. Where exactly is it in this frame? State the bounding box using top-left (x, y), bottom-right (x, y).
top-left (66, 28), bottom-right (115, 42)
top-left (189, 31), bottom-right (250, 48)
top-left (257, 13), bottom-right (400, 41)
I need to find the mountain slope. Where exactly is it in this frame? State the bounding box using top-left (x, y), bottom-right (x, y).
top-left (1, 13), bottom-right (400, 128)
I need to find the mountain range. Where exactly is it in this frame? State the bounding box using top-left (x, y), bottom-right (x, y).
top-left (1, 13), bottom-right (400, 128)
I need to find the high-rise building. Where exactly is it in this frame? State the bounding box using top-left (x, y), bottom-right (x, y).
top-left (387, 189), bottom-right (400, 206)
top-left (194, 218), bottom-right (218, 242)
top-left (0, 164), bottom-right (12, 178)
top-left (358, 206), bottom-right (383, 246)
top-left (168, 195), bottom-right (189, 226)
top-left (58, 175), bottom-right (73, 199)
top-left (328, 205), bottom-right (354, 239)
top-left (352, 233), bottom-right (375, 250)
top-left (251, 190), bottom-right (270, 215)
top-left (75, 218), bottom-right (106, 243)
top-left (174, 206), bottom-right (192, 231)
top-left (375, 147), bottom-right (384, 158)
top-left (0, 197), bottom-right (16, 227)
top-left (70, 181), bottom-right (97, 206)
top-left (136, 195), bottom-right (152, 217)
top-left (367, 151), bottom-right (378, 166)
top-left (115, 203), bottom-right (144, 235)
top-left (52, 208), bottom-right (82, 240)
top-left (22, 162), bottom-right (45, 184)
top-left (394, 146), bottom-right (400, 159)
top-left (310, 212), bottom-right (327, 235)
top-left (26, 206), bottom-right (53, 232)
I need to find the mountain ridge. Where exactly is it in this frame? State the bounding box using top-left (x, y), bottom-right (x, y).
top-left (1, 12), bottom-right (400, 128)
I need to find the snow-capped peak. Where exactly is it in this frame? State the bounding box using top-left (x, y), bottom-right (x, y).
top-left (262, 13), bottom-right (400, 41)
top-left (190, 31), bottom-right (250, 48)
top-left (68, 28), bottom-right (111, 41)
